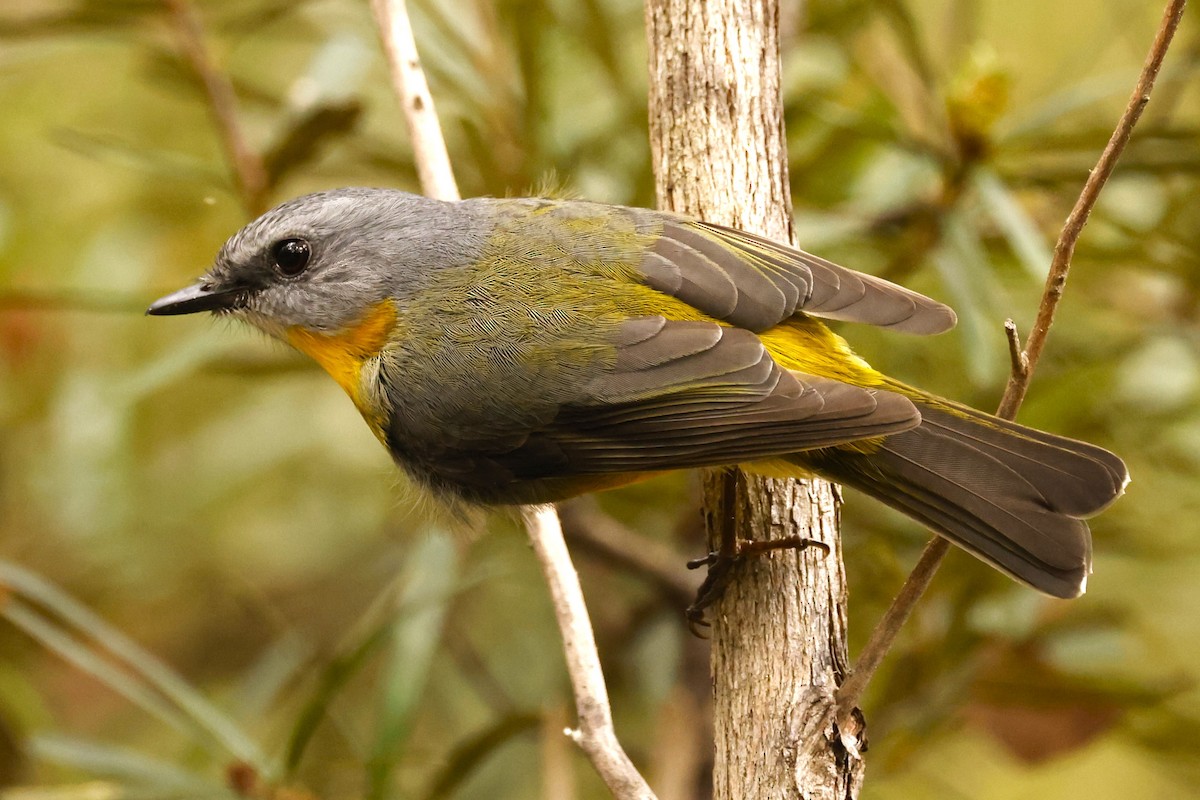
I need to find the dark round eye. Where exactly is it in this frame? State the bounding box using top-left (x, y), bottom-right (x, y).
top-left (271, 238), bottom-right (311, 276)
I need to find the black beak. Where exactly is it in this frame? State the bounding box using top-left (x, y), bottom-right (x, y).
top-left (147, 281), bottom-right (243, 316)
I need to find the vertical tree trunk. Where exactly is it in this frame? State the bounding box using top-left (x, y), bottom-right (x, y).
top-left (645, 2), bottom-right (866, 798)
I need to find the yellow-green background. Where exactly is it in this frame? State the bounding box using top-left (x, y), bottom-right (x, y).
top-left (1, 0), bottom-right (1198, 797)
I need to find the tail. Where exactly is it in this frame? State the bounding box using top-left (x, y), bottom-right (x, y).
top-left (802, 390), bottom-right (1128, 598)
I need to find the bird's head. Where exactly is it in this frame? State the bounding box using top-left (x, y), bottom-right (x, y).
top-left (148, 187), bottom-right (473, 338)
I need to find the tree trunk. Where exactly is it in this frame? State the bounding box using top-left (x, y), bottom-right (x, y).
top-left (645, 2), bottom-right (866, 798)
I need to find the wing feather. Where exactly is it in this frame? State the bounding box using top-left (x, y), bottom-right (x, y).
top-left (429, 319), bottom-right (920, 488)
top-left (632, 217), bottom-right (958, 334)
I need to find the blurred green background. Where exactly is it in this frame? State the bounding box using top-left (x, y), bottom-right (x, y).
top-left (1, 0), bottom-right (1198, 797)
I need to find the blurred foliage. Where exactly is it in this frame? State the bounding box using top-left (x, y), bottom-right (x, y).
top-left (0, 0), bottom-right (1198, 798)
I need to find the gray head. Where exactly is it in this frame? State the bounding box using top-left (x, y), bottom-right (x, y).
top-left (147, 188), bottom-right (482, 336)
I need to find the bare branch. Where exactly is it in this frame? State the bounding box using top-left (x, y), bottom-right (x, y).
top-left (368, 5), bottom-right (652, 795)
top-left (997, 0), bottom-right (1187, 418)
top-left (369, 0), bottom-right (460, 203)
top-left (521, 506), bottom-right (657, 800)
top-left (1004, 319), bottom-right (1028, 380)
top-left (835, 0), bottom-right (1187, 724)
top-left (164, 0), bottom-right (268, 215)
top-left (834, 537), bottom-right (950, 729)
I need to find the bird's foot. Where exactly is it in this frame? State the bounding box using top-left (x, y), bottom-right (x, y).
top-left (684, 536), bottom-right (831, 637)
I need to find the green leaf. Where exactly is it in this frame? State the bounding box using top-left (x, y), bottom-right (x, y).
top-left (0, 561), bottom-right (266, 771)
top-left (974, 168), bottom-right (1052, 281)
top-left (419, 712), bottom-right (540, 800)
top-left (262, 100), bottom-right (364, 189)
top-left (30, 733), bottom-right (226, 796)
top-left (932, 212), bottom-right (1004, 384)
top-left (282, 618), bottom-right (391, 776)
top-left (2, 597), bottom-right (196, 743)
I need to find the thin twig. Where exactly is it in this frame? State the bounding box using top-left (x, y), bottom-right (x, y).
top-left (834, 537), bottom-right (949, 726)
top-left (1004, 319), bottom-right (1027, 379)
top-left (835, 0), bottom-right (1187, 730)
top-left (164, 0), bottom-right (269, 215)
top-left (997, 0), bottom-right (1186, 418)
top-left (369, 4), bottom-right (653, 795)
top-left (522, 506), bottom-right (656, 800)
top-left (369, 0), bottom-right (460, 203)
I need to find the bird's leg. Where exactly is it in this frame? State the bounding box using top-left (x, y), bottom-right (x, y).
top-left (684, 472), bottom-right (740, 636)
top-left (686, 473), bottom-right (831, 636)
top-left (685, 536), bottom-right (831, 634)
top-left (685, 552), bottom-right (734, 636)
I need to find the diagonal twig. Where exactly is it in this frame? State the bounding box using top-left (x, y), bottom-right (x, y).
top-left (996, 0), bottom-right (1187, 418)
top-left (835, 0), bottom-right (1187, 730)
top-left (521, 506), bottom-right (657, 799)
top-left (369, 0), bottom-right (460, 203)
top-left (368, 2), bottom-right (655, 796)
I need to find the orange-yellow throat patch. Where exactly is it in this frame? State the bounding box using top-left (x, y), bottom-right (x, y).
top-left (286, 300), bottom-right (397, 408)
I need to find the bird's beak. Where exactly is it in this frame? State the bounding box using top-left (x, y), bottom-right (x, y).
top-left (146, 281), bottom-right (243, 316)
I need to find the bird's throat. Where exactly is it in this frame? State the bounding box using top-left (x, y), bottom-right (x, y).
top-left (286, 300), bottom-right (397, 406)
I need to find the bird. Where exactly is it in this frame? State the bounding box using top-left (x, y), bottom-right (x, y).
top-left (148, 188), bottom-right (1128, 599)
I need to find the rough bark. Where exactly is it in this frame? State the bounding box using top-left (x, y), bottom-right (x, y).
top-left (646, 2), bottom-right (866, 798)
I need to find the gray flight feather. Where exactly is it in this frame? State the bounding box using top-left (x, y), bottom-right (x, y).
top-left (639, 218), bottom-right (959, 334)
top-left (807, 396), bottom-right (1128, 598)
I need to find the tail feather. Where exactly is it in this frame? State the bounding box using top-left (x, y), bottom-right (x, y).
top-left (913, 397), bottom-right (1127, 517)
top-left (802, 394), bottom-right (1128, 598)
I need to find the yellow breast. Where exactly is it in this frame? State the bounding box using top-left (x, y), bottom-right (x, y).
top-left (286, 300), bottom-right (398, 410)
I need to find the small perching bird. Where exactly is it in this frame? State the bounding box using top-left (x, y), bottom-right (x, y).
top-left (149, 188), bottom-right (1128, 598)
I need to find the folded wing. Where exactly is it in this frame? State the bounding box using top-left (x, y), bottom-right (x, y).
top-left (413, 317), bottom-right (920, 500)
top-left (635, 217), bottom-right (957, 334)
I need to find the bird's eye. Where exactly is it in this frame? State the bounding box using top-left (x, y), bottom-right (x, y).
top-left (271, 238), bottom-right (311, 277)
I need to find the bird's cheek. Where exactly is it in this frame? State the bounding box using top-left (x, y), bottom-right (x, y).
top-left (236, 308), bottom-right (289, 340)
